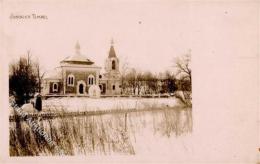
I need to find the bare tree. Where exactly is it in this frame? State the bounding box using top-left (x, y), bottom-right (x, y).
top-left (174, 51), bottom-right (192, 106)
top-left (34, 58), bottom-right (45, 93)
top-left (126, 68), bottom-right (137, 95)
top-left (120, 57), bottom-right (129, 94)
top-left (161, 70), bottom-right (177, 94)
top-left (136, 71), bottom-right (145, 95)
top-left (175, 52), bottom-right (191, 83)
top-left (142, 71), bottom-right (158, 94)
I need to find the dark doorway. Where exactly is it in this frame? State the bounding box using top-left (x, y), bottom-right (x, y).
top-left (79, 84), bottom-right (84, 94)
top-left (102, 84), bottom-right (106, 94)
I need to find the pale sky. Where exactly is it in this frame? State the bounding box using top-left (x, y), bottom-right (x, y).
top-left (3, 0), bottom-right (193, 73)
top-left (3, 0), bottom-right (258, 74)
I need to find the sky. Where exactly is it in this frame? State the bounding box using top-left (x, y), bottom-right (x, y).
top-left (3, 0), bottom-right (258, 74)
top-left (3, 0), bottom-right (193, 73)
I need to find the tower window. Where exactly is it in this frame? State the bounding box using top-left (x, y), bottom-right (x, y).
top-left (112, 60), bottom-right (116, 70)
top-left (112, 85), bottom-right (115, 90)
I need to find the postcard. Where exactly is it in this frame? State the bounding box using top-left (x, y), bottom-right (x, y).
top-left (0, 0), bottom-right (259, 163)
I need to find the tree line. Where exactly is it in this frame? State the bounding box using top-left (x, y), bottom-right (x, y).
top-left (119, 53), bottom-right (192, 106)
top-left (9, 51), bottom-right (191, 106)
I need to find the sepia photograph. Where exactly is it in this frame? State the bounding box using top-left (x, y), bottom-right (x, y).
top-left (1, 0), bottom-right (259, 163)
top-left (8, 41), bottom-right (192, 156)
top-left (7, 1), bottom-right (192, 156)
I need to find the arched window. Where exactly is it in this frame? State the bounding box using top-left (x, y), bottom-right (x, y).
top-left (112, 85), bottom-right (115, 90)
top-left (88, 74), bottom-right (95, 85)
top-left (112, 60), bottom-right (116, 70)
top-left (67, 74), bottom-right (75, 86)
top-left (53, 82), bottom-right (58, 92)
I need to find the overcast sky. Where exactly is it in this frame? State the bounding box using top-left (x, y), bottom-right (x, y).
top-left (3, 0), bottom-right (258, 74)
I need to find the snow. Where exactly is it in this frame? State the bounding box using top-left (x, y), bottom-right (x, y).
top-left (62, 54), bottom-right (93, 63)
top-left (43, 67), bottom-right (62, 79)
top-left (9, 103), bottom-right (37, 115)
top-left (126, 108), bottom-right (193, 158)
top-left (42, 97), bottom-right (178, 112)
top-left (41, 97), bottom-right (193, 158)
top-left (10, 97), bottom-right (195, 160)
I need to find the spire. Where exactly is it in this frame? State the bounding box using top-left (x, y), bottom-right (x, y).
top-left (108, 39), bottom-right (116, 58)
top-left (75, 41), bottom-right (81, 55)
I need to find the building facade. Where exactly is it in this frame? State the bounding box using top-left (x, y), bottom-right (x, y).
top-left (99, 41), bottom-right (121, 95)
top-left (42, 41), bottom-right (121, 96)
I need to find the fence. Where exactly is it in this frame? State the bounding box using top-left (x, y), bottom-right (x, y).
top-left (9, 106), bottom-right (183, 122)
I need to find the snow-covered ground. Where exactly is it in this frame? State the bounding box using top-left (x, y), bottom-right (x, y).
top-left (10, 97), bottom-right (193, 158)
top-left (42, 97), bottom-right (179, 112)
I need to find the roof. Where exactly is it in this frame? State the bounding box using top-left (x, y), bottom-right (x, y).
top-left (108, 45), bottom-right (117, 58)
top-left (61, 54), bottom-right (94, 65)
top-left (60, 42), bottom-right (94, 65)
top-left (44, 67), bottom-right (62, 80)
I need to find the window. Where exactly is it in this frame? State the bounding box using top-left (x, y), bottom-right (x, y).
top-left (112, 85), bottom-right (115, 90)
top-left (88, 74), bottom-right (95, 85)
top-left (112, 60), bottom-right (116, 70)
top-left (53, 83), bottom-right (58, 92)
top-left (67, 74), bottom-right (75, 86)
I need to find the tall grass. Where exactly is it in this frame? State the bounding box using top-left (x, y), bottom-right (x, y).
top-left (10, 106), bottom-right (192, 156)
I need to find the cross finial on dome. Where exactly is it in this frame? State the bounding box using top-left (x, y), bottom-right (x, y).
top-left (111, 39), bottom-right (114, 45)
top-left (75, 41), bottom-right (81, 54)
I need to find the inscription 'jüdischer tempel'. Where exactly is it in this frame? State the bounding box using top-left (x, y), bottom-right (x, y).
top-left (9, 13), bottom-right (48, 20)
